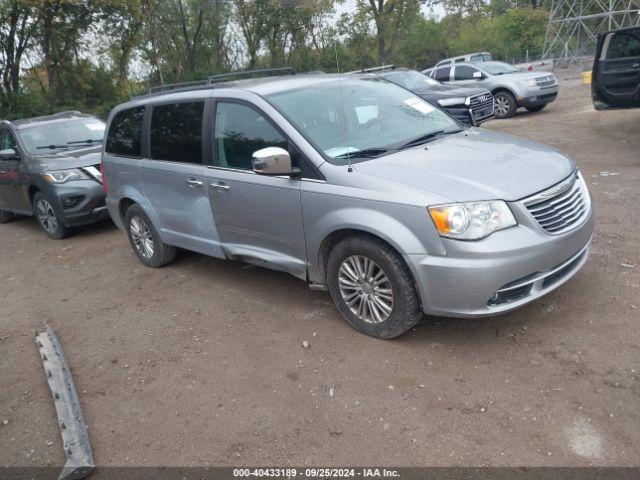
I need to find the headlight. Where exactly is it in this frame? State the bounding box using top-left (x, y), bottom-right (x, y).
top-left (42, 169), bottom-right (89, 184)
top-left (521, 78), bottom-right (538, 87)
top-left (428, 201), bottom-right (517, 240)
top-left (437, 97), bottom-right (467, 107)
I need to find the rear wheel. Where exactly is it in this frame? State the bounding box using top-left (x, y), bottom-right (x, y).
top-left (327, 235), bottom-right (423, 339)
top-left (0, 210), bottom-right (14, 224)
top-left (493, 91), bottom-right (517, 119)
top-left (33, 192), bottom-right (69, 239)
top-left (124, 204), bottom-right (175, 268)
top-left (526, 104), bottom-right (546, 112)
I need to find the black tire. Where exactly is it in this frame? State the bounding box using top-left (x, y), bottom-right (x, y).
top-left (32, 192), bottom-right (69, 239)
top-left (326, 235), bottom-right (423, 339)
top-left (526, 104), bottom-right (546, 113)
top-left (124, 204), bottom-right (175, 268)
top-left (493, 91), bottom-right (517, 119)
top-left (0, 210), bottom-right (14, 224)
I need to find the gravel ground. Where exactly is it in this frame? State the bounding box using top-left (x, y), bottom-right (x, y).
top-left (1, 83), bottom-right (639, 472)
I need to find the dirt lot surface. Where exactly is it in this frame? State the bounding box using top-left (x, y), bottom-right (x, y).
top-left (1, 83), bottom-right (639, 471)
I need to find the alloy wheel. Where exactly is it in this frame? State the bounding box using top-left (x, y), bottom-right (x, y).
top-left (338, 255), bottom-right (394, 324)
top-left (36, 199), bottom-right (58, 234)
top-left (495, 96), bottom-right (511, 117)
top-left (129, 216), bottom-right (155, 259)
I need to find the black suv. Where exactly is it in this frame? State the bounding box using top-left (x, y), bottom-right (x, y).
top-left (0, 111), bottom-right (108, 238)
top-left (592, 26), bottom-right (640, 110)
top-left (349, 66), bottom-right (494, 125)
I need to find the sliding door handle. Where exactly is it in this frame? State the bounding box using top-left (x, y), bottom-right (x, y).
top-left (185, 179), bottom-right (203, 188)
top-left (633, 63), bottom-right (640, 68)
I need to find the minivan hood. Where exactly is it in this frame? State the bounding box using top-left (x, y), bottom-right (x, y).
top-left (30, 145), bottom-right (102, 171)
top-left (353, 129), bottom-right (574, 202)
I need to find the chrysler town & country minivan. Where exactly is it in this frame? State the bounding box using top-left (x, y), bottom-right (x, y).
top-left (102, 72), bottom-right (594, 338)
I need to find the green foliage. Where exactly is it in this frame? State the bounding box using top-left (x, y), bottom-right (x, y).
top-left (0, 0), bottom-right (549, 120)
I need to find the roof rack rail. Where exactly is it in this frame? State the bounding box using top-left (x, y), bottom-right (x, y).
top-left (345, 65), bottom-right (396, 74)
top-left (137, 67), bottom-right (297, 99)
top-left (148, 79), bottom-right (210, 95)
top-left (207, 67), bottom-right (296, 84)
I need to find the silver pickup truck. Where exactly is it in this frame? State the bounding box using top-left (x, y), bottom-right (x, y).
top-left (424, 61), bottom-right (559, 119)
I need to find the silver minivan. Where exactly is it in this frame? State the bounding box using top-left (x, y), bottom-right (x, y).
top-left (102, 73), bottom-right (594, 339)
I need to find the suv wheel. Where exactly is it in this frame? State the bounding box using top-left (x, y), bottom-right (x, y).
top-left (327, 235), bottom-right (423, 339)
top-left (124, 204), bottom-right (176, 267)
top-left (494, 91), bottom-right (517, 119)
top-left (0, 210), bottom-right (14, 224)
top-left (33, 192), bottom-right (69, 239)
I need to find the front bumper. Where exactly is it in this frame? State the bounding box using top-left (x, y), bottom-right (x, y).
top-left (406, 202), bottom-right (594, 318)
top-left (47, 180), bottom-right (109, 227)
top-left (517, 85), bottom-right (559, 107)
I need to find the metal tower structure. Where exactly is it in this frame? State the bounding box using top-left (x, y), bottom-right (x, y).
top-left (543, 0), bottom-right (640, 62)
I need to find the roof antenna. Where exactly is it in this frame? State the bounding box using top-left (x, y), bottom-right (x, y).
top-left (334, 42), bottom-right (353, 173)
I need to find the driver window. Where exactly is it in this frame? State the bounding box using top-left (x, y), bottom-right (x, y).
top-left (454, 65), bottom-right (478, 80)
top-left (0, 130), bottom-right (17, 152)
top-left (214, 102), bottom-right (288, 171)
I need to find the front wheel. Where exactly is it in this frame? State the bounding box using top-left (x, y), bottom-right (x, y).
top-left (124, 204), bottom-right (176, 268)
top-left (327, 235), bottom-right (423, 339)
top-left (33, 192), bottom-right (69, 239)
top-left (493, 91), bottom-right (517, 119)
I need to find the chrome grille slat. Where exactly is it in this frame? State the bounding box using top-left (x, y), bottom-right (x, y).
top-left (536, 194), bottom-right (584, 223)
top-left (527, 181), bottom-right (579, 212)
top-left (523, 172), bottom-right (589, 235)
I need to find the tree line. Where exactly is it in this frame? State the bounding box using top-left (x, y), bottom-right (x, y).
top-left (0, 0), bottom-right (550, 120)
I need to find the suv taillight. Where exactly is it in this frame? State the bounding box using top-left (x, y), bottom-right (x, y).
top-left (100, 160), bottom-right (107, 194)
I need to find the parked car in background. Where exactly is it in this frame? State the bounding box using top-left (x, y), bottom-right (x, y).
top-left (435, 52), bottom-right (493, 68)
top-left (592, 26), bottom-right (640, 110)
top-left (0, 111), bottom-right (107, 238)
top-left (425, 61), bottom-right (558, 119)
top-left (348, 66), bottom-right (494, 126)
top-left (103, 71), bottom-right (593, 339)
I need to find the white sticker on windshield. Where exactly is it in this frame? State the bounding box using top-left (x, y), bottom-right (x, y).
top-left (86, 122), bottom-right (105, 131)
top-left (403, 97), bottom-right (435, 115)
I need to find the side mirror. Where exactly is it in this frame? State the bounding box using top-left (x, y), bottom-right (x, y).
top-left (0, 148), bottom-right (18, 161)
top-left (473, 71), bottom-right (484, 80)
top-left (252, 147), bottom-right (293, 175)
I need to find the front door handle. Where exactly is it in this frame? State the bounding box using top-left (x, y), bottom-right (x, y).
top-left (0, 170), bottom-right (5, 175)
top-left (633, 63), bottom-right (640, 68)
top-left (185, 179), bottom-right (203, 188)
top-left (210, 182), bottom-right (231, 192)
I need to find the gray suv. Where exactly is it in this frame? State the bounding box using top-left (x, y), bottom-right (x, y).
top-left (425, 61), bottom-right (559, 118)
top-left (103, 73), bottom-right (593, 339)
top-left (0, 112), bottom-right (108, 238)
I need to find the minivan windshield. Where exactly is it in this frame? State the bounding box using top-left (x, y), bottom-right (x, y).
top-left (475, 61), bottom-right (519, 75)
top-left (266, 77), bottom-right (460, 165)
top-left (18, 118), bottom-right (105, 153)
top-left (383, 70), bottom-right (442, 91)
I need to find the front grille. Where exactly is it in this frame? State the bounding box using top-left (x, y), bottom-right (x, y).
top-left (468, 92), bottom-right (494, 121)
top-left (488, 284), bottom-right (532, 306)
top-left (538, 92), bottom-right (557, 101)
top-left (542, 250), bottom-right (586, 288)
top-left (536, 75), bottom-right (556, 87)
top-left (524, 172), bottom-right (590, 234)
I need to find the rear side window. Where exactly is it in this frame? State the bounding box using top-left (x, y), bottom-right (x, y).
top-left (106, 107), bottom-right (144, 157)
top-left (150, 102), bottom-right (204, 164)
top-left (454, 65), bottom-right (477, 80)
top-left (435, 67), bottom-right (451, 82)
top-left (607, 32), bottom-right (640, 59)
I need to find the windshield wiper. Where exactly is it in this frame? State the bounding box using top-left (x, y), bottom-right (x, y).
top-left (400, 129), bottom-right (463, 149)
top-left (333, 148), bottom-right (389, 159)
top-left (67, 139), bottom-right (103, 145)
top-left (36, 144), bottom-right (70, 150)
